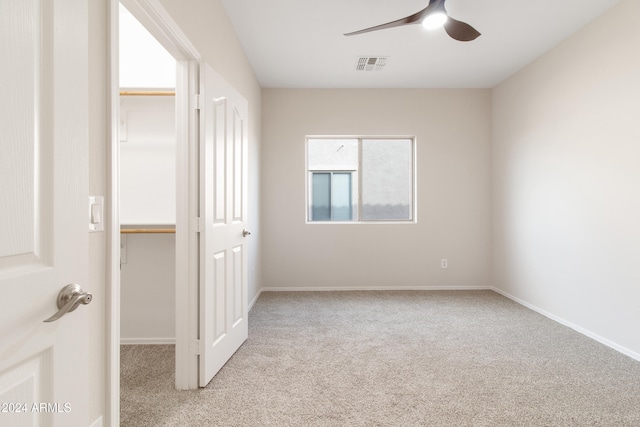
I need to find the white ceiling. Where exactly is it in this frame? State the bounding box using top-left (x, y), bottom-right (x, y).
top-left (220, 0), bottom-right (622, 88)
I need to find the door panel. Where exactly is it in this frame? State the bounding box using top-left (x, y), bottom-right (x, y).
top-left (0, 0), bottom-right (90, 425)
top-left (232, 245), bottom-right (244, 324)
top-left (232, 107), bottom-right (244, 222)
top-left (213, 99), bottom-right (227, 224)
top-left (0, 0), bottom-right (52, 271)
top-left (213, 251), bottom-right (226, 341)
top-left (199, 64), bottom-right (249, 387)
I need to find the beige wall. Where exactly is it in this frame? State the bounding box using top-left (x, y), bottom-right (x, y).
top-left (262, 89), bottom-right (492, 289)
top-left (492, 0), bottom-right (640, 357)
top-left (121, 234), bottom-right (176, 342)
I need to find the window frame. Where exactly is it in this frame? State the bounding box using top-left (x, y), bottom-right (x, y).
top-left (305, 136), bottom-right (417, 224)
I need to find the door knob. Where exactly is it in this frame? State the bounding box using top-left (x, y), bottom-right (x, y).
top-left (242, 229), bottom-right (251, 237)
top-left (43, 284), bottom-right (93, 323)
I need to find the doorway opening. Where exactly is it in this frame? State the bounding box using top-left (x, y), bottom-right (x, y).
top-left (118, 2), bottom-right (177, 348)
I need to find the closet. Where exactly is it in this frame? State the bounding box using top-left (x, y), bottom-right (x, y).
top-left (119, 3), bottom-right (177, 345)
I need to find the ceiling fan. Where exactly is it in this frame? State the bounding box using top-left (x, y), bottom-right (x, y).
top-left (344, 0), bottom-right (481, 42)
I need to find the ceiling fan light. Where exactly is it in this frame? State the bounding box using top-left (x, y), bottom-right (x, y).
top-left (422, 12), bottom-right (447, 30)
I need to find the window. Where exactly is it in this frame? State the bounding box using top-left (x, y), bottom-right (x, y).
top-left (311, 172), bottom-right (353, 221)
top-left (307, 137), bottom-right (415, 222)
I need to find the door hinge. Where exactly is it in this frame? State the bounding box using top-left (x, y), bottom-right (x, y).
top-left (192, 217), bottom-right (204, 233)
top-left (193, 94), bottom-right (202, 110)
top-left (194, 339), bottom-right (201, 356)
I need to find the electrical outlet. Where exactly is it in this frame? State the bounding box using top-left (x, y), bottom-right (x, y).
top-left (441, 259), bottom-right (448, 269)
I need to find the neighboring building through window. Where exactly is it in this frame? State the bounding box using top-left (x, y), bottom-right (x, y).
top-left (311, 172), bottom-right (353, 221)
top-left (307, 137), bottom-right (415, 222)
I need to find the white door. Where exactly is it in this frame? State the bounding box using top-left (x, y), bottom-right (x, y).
top-left (0, 0), bottom-right (91, 426)
top-left (199, 64), bottom-right (249, 386)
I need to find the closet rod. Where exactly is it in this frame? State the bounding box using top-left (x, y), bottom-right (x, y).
top-left (120, 228), bottom-right (176, 234)
top-left (119, 90), bottom-right (175, 97)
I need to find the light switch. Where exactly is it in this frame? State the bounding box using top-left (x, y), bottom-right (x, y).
top-left (91, 204), bottom-right (101, 224)
top-left (89, 196), bottom-right (104, 232)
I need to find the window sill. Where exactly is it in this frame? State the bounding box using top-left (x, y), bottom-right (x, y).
top-left (306, 220), bottom-right (417, 225)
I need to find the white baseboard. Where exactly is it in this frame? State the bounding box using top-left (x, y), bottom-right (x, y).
top-left (248, 289), bottom-right (263, 311)
top-left (491, 287), bottom-right (640, 363)
top-left (260, 285), bottom-right (492, 292)
top-left (120, 337), bottom-right (176, 345)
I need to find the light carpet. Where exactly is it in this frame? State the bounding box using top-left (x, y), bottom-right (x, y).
top-left (121, 290), bottom-right (640, 426)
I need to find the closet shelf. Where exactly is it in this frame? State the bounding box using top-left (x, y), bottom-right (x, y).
top-left (120, 228), bottom-right (175, 234)
top-left (119, 90), bottom-right (175, 97)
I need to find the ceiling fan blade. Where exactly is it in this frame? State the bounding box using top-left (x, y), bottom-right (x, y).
top-left (345, 0), bottom-right (444, 36)
top-left (443, 17), bottom-right (481, 41)
top-left (344, 5), bottom-right (433, 36)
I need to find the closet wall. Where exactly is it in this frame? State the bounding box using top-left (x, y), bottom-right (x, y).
top-left (120, 94), bottom-right (176, 343)
top-left (119, 4), bottom-right (177, 344)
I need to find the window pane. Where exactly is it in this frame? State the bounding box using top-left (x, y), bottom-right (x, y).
top-left (362, 139), bottom-right (413, 220)
top-left (331, 173), bottom-right (352, 221)
top-left (308, 139), bottom-right (358, 170)
top-left (311, 173), bottom-right (331, 221)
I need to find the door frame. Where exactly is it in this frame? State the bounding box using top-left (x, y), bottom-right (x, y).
top-left (107, 0), bottom-right (201, 424)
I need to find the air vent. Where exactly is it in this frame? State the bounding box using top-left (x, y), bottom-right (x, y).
top-left (355, 56), bottom-right (388, 71)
